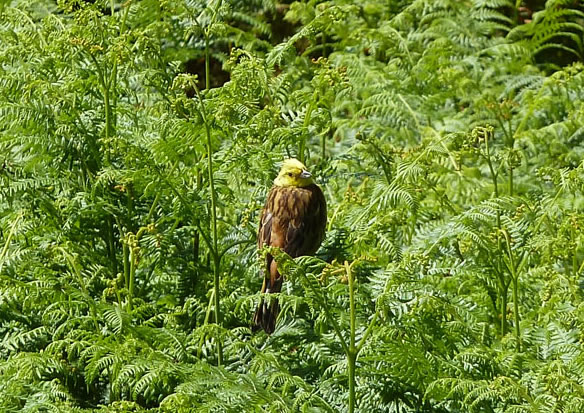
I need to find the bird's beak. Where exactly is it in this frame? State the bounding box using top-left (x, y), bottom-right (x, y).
top-left (300, 170), bottom-right (312, 179)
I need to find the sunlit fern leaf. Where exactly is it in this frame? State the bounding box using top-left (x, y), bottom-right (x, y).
top-left (3, 326), bottom-right (48, 353)
top-left (103, 304), bottom-right (130, 336)
top-left (472, 0), bottom-right (514, 7)
top-left (502, 74), bottom-right (546, 99)
top-left (473, 8), bottom-right (514, 27)
top-left (507, 5), bottom-right (584, 62)
top-left (266, 42), bottom-right (296, 68)
top-left (377, 231), bottom-right (402, 262)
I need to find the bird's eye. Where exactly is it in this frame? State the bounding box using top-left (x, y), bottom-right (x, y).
top-left (288, 172), bottom-right (293, 177)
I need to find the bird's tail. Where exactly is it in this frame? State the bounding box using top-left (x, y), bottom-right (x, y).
top-left (252, 297), bottom-right (279, 334)
top-left (252, 272), bottom-right (282, 334)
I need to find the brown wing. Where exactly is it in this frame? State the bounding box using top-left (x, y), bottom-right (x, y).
top-left (284, 184), bottom-right (327, 258)
top-left (255, 186), bottom-right (287, 297)
top-left (253, 184), bottom-right (327, 334)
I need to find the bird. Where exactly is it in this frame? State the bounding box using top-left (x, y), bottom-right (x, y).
top-left (252, 158), bottom-right (327, 334)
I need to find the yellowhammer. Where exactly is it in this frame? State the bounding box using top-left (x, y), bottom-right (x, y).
top-left (252, 158), bottom-right (327, 334)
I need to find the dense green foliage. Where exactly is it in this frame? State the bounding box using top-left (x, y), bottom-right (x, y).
top-left (2, 0), bottom-right (584, 411)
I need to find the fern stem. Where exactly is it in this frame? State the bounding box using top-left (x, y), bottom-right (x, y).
top-left (501, 283), bottom-right (508, 335)
top-left (512, 275), bottom-right (521, 352)
top-left (348, 350), bottom-right (356, 413)
top-left (484, 129), bottom-right (509, 335)
top-left (205, 33), bottom-right (210, 91)
top-left (128, 246), bottom-right (136, 312)
top-left (103, 88), bottom-right (112, 161)
top-left (127, 226), bottom-right (147, 313)
top-left (346, 260), bottom-right (357, 413)
top-left (197, 288), bottom-right (216, 359)
top-left (212, 255), bottom-right (223, 365)
top-left (356, 312), bottom-right (378, 354)
top-left (123, 241), bottom-right (130, 289)
top-left (572, 224), bottom-right (578, 277)
top-left (202, 15), bottom-right (222, 364)
top-left (347, 261), bottom-right (356, 351)
top-left (484, 130), bottom-right (499, 200)
top-left (146, 192), bottom-right (161, 223)
top-left (126, 184), bottom-right (134, 231)
top-left (193, 82), bottom-right (223, 366)
top-left (494, 116), bottom-right (511, 147)
top-left (107, 0), bottom-right (131, 136)
top-left (203, 0), bottom-right (222, 90)
top-left (503, 229), bottom-right (521, 349)
top-left (193, 169), bottom-right (203, 268)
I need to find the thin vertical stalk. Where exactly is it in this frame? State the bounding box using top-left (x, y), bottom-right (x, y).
top-left (128, 245), bottom-right (136, 312)
top-left (213, 254), bottom-right (222, 365)
top-left (126, 184), bottom-right (134, 231)
top-left (126, 226), bottom-right (149, 313)
top-left (193, 84), bottom-right (223, 366)
top-left (104, 88), bottom-right (112, 138)
top-left (503, 230), bottom-right (521, 351)
top-left (292, 255), bottom-right (378, 411)
top-left (103, 88), bottom-right (112, 165)
top-left (348, 351), bottom-right (356, 413)
top-left (484, 131), bottom-right (499, 214)
top-left (346, 260), bottom-right (357, 413)
top-left (205, 33), bottom-right (210, 91)
top-left (484, 130), bottom-right (508, 335)
top-left (109, 1), bottom-right (131, 134)
top-left (204, 25), bottom-right (216, 358)
top-left (206, 125), bottom-right (222, 365)
top-left (572, 224), bottom-right (578, 277)
top-left (190, 171), bottom-right (203, 300)
top-left (501, 284), bottom-right (508, 335)
top-left (193, 166), bottom-right (203, 268)
top-left (203, 0), bottom-right (222, 91)
top-left (123, 242), bottom-right (130, 289)
top-left (200, 3), bottom-right (223, 364)
top-left (146, 192), bottom-right (162, 223)
top-left (512, 276), bottom-right (520, 352)
top-left (99, 1), bottom-right (131, 163)
top-left (197, 288), bottom-right (216, 358)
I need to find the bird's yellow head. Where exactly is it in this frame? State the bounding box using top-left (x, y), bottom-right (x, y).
top-left (274, 158), bottom-right (315, 187)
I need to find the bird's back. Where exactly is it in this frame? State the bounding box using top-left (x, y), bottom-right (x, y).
top-left (258, 183), bottom-right (326, 257)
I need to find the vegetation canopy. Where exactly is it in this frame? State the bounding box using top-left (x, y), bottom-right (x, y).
top-left (1, 0), bottom-right (584, 411)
